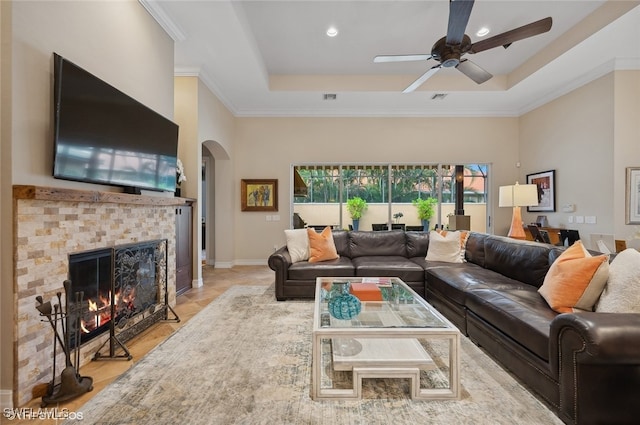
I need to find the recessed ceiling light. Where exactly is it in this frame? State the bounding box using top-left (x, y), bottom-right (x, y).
top-left (326, 26), bottom-right (338, 37)
top-left (476, 27), bottom-right (490, 37)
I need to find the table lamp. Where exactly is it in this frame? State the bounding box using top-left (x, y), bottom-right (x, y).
top-left (499, 182), bottom-right (539, 239)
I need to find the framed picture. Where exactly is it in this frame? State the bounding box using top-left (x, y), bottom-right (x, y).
top-left (526, 170), bottom-right (556, 212)
top-left (626, 167), bottom-right (640, 224)
top-left (241, 179), bottom-right (278, 211)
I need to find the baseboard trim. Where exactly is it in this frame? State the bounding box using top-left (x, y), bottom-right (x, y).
top-left (0, 389), bottom-right (13, 411)
top-left (233, 260), bottom-right (268, 266)
top-left (191, 278), bottom-right (203, 288)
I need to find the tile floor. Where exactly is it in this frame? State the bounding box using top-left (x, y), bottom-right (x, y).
top-left (14, 265), bottom-right (273, 424)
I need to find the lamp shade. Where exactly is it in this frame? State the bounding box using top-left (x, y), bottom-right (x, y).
top-left (499, 183), bottom-right (539, 207)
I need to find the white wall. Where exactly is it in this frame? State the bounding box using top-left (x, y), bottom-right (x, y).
top-left (234, 117), bottom-right (520, 262)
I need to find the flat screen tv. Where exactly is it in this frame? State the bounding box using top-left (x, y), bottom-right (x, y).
top-left (53, 53), bottom-right (178, 193)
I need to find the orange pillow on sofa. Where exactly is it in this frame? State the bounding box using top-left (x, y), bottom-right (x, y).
top-left (307, 227), bottom-right (339, 263)
top-left (538, 241), bottom-right (609, 313)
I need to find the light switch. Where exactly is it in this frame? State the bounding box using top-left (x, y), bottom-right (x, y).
top-left (567, 216), bottom-right (574, 224)
top-left (585, 216), bottom-right (596, 224)
top-left (272, 215), bottom-right (281, 221)
top-left (266, 215), bottom-right (272, 222)
top-left (575, 216), bottom-right (584, 224)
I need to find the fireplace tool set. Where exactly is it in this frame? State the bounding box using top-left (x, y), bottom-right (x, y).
top-left (35, 279), bottom-right (93, 407)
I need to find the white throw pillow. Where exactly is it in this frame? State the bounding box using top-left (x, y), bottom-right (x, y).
top-left (596, 248), bottom-right (640, 313)
top-left (284, 229), bottom-right (310, 263)
top-left (426, 230), bottom-right (463, 263)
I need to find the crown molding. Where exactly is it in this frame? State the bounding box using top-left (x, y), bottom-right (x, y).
top-left (139, 0), bottom-right (187, 42)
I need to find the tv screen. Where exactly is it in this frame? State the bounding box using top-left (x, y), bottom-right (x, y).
top-left (53, 53), bottom-right (178, 193)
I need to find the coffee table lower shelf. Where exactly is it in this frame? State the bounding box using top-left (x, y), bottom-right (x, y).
top-left (312, 334), bottom-right (459, 401)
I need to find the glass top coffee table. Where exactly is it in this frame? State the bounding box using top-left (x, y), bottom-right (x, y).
top-left (311, 277), bottom-right (460, 400)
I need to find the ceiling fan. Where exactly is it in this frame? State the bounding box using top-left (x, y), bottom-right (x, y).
top-left (374, 0), bottom-right (552, 93)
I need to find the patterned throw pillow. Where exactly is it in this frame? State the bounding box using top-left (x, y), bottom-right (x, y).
top-left (307, 227), bottom-right (339, 263)
top-left (538, 241), bottom-right (609, 313)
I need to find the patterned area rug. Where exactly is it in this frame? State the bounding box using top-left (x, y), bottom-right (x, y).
top-left (65, 286), bottom-right (561, 424)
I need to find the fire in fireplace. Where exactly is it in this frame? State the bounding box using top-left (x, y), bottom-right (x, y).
top-left (67, 240), bottom-right (168, 351)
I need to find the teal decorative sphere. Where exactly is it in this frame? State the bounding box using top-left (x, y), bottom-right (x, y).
top-left (328, 283), bottom-right (361, 320)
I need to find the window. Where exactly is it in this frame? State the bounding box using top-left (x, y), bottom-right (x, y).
top-left (292, 163), bottom-right (488, 232)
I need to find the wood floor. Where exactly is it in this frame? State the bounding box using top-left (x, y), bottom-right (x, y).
top-left (17, 265), bottom-right (273, 424)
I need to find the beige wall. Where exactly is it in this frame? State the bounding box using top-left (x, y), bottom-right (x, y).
top-left (613, 71), bottom-right (640, 241)
top-left (2, 0), bottom-right (175, 406)
top-left (233, 117), bottom-right (520, 262)
top-left (519, 71), bottom-right (640, 248)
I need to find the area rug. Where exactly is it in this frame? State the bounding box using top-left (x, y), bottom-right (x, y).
top-left (65, 286), bottom-right (561, 425)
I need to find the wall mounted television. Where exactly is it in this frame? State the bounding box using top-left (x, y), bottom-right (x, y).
top-left (53, 53), bottom-right (179, 193)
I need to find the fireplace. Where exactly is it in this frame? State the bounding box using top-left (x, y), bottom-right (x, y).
top-left (66, 239), bottom-right (174, 357)
top-left (67, 248), bottom-right (113, 348)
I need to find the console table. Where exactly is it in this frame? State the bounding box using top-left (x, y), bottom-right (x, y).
top-left (523, 226), bottom-right (562, 245)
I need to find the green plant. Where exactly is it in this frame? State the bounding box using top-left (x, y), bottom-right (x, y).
top-left (346, 197), bottom-right (368, 220)
top-left (412, 197), bottom-right (437, 220)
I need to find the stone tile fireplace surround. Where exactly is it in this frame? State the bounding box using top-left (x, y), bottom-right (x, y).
top-left (12, 185), bottom-right (187, 406)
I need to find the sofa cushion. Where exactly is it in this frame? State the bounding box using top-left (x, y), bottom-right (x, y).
top-left (426, 263), bottom-right (500, 306)
top-left (332, 230), bottom-right (350, 257)
top-left (538, 241), bottom-right (609, 313)
top-left (307, 227), bottom-right (339, 263)
top-left (352, 256), bottom-right (424, 282)
top-left (288, 257), bottom-right (355, 280)
top-left (284, 229), bottom-right (309, 263)
top-left (464, 232), bottom-right (488, 267)
top-left (466, 288), bottom-right (557, 361)
top-left (484, 236), bottom-right (552, 287)
top-left (426, 231), bottom-right (463, 263)
top-left (596, 248), bottom-right (640, 313)
top-left (406, 231), bottom-right (430, 258)
top-left (349, 231), bottom-right (407, 258)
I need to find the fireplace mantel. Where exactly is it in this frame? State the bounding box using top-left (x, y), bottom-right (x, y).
top-left (13, 185), bottom-right (193, 206)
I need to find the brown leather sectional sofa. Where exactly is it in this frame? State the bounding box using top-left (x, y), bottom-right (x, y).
top-left (268, 230), bottom-right (640, 424)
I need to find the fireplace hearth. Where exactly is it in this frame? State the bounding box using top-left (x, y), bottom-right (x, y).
top-left (67, 239), bottom-right (179, 360)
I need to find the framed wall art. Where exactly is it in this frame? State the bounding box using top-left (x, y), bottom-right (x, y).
top-left (626, 167), bottom-right (640, 224)
top-left (526, 170), bottom-right (556, 212)
top-left (241, 179), bottom-right (278, 212)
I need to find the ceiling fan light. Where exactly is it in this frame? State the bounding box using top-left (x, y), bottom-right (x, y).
top-left (326, 26), bottom-right (338, 37)
top-left (476, 27), bottom-right (490, 37)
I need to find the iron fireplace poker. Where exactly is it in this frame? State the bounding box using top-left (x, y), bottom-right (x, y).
top-left (35, 280), bottom-right (93, 407)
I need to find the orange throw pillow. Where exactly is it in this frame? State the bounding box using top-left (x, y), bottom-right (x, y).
top-left (307, 226), bottom-right (339, 263)
top-left (538, 241), bottom-right (609, 313)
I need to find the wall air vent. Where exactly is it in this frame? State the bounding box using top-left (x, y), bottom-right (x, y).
top-left (323, 93), bottom-right (337, 100)
top-left (431, 93), bottom-right (448, 100)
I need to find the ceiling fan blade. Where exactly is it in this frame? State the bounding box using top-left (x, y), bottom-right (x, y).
top-left (402, 65), bottom-right (442, 93)
top-left (374, 54), bottom-right (432, 63)
top-left (469, 17), bottom-right (552, 54)
top-left (456, 59), bottom-right (492, 84)
top-left (446, 0), bottom-right (475, 46)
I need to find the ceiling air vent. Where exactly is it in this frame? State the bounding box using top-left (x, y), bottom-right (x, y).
top-left (431, 93), bottom-right (448, 100)
top-left (323, 93), bottom-right (337, 101)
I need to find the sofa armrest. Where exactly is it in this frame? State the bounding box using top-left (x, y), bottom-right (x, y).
top-left (550, 312), bottom-right (640, 424)
top-left (268, 246), bottom-right (292, 301)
